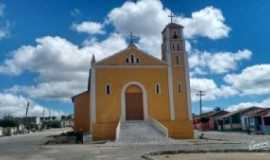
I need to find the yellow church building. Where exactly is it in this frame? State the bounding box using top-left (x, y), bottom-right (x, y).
top-left (72, 22), bottom-right (193, 141)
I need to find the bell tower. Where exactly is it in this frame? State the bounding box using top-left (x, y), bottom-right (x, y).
top-left (161, 16), bottom-right (192, 121)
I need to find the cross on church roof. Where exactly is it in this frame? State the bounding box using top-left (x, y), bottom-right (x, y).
top-left (168, 11), bottom-right (176, 23)
top-left (129, 32), bottom-right (135, 45)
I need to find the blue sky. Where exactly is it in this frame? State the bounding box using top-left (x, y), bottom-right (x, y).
top-left (0, 0), bottom-right (270, 117)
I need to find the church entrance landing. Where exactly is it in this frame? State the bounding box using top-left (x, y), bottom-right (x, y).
top-left (125, 85), bottom-right (144, 120)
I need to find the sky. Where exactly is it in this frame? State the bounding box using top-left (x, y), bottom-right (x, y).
top-left (0, 0), bottom-right (270, 117)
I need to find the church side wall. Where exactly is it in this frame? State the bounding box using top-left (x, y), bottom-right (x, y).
top-left (167, 53), bottom-right (193, 138)
top-left (172, 64), bottom-right (189, 121)
top-left (92, 67), bottom-right (170, 140)
top-left (158, 62), bottom-right (194, 138)
top-left (73, 91), bottom-right (91, 133)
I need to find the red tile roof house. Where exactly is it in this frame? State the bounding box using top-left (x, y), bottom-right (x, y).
top-left (193, 110), bottom-right (229, 131)
top-left (244, 108), bottom-right (270, 134)
top-left (218, 107), bottom-right (262, 131)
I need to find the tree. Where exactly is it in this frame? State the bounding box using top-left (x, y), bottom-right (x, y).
top-left (0, 116), bottom-right (19, 128)
top-left (214, 107), bottom-right (222, 112)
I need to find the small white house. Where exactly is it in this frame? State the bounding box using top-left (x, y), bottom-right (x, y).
top-left (241, 108), bottom-right (264, 131)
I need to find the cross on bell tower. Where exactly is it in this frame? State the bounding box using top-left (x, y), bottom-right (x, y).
top-left (168, 11), bottom-right (176, 23)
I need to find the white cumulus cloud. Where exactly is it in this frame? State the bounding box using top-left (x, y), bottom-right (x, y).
top-left (178, 6), bottom-right (230, 39)
top-left (0, 92), bottom-right (64, 118)
top-left (226, 97), bottom-right (270, 112)
top-left (189, 49), bottom-right (252, 74)
top-left (105, 0), bottom-right (230, 57)
top-left (225, 64), bottom-right (270, 96)
top-left (190, 77), bottom-right (238, 102)
top-left (72, 21), bottom-right (104, 34)
top-left (0, 0), bottom-right (244, 106)
top-left (0, 34), bottom-right (127, 101)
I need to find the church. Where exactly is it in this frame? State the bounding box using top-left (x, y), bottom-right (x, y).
top-left (72, 21), bottom-right (194, 140)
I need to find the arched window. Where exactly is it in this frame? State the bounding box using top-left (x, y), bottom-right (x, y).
top-left (105, 84), bottom-right (112, 95)
top-left (136, 58), bottom-right (140, 63)
top-left (131, 55), bottom-right (135, 63)
top-left (155, 83), bottom-right (161, 95)
top-left (126, 54), bottom-right (140, 64)
top-left (177, 44), bottom-right (180, 51)
top-left (125, 58), bottom-right (129, 63)
top-left (173, 31), bottom-right (178, 39)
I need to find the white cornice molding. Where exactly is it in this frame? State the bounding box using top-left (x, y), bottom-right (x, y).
top-left (165, 29), bottom-right (176, 121)
top-left (90, 66), bottom-right (96, 124)
top-left (95, 65), bottom-right (167, 69)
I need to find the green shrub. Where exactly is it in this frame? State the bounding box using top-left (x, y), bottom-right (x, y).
top-left (0, 117), bottom-right (19, 128)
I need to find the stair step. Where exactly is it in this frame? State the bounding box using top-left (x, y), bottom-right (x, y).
top-left (116, 120), bottom-right (169, 144)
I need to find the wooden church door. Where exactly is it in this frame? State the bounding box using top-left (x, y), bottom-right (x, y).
top-left (125, 85), bottom-right (144, 120)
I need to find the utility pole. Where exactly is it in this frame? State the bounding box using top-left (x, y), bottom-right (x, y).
top-left (25, 101), bottom-right (30, 118)
top-left (49, 109), bottom-right (51, 118)
top-left (42, 108), bottom-right (45, 118)
top-left (25, 101), bottom-right (30, 132)
top-left (196, 90), bottom-right (206, 116)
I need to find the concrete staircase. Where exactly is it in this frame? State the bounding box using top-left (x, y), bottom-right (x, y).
top-left (116, 121), bottom-right (170, 144)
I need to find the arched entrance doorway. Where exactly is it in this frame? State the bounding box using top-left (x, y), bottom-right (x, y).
top-left (121, 82), bottom-right (148, 121)
top-left (125, 85), bottom-right (144, 120)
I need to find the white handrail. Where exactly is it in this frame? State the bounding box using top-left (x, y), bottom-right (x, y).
top-left (149, 118), bottom-right (169, 137)
top-left (115, 121), bottom-right (121, 141)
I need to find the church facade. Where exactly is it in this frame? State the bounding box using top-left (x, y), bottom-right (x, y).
top-left (72, 22), bottom-right (193, 140)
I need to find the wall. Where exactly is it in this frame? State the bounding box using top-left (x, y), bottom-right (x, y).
top-left (73, 91), bottom-right (91, 133)
top-left (193, 119), bottom-right (215, 131)
top-left (93, 67), bottom-right (171, 140)
top-left (241, 116), bottom-right (248, 130)
top-left (161, 120), bottom-right (193, 139)
top-left (224, 124), bottom-right (242, 131)
top-left (95, 67), bottom-right (171, 122)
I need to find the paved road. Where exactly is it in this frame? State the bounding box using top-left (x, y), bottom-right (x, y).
top-left (0, 130), bottom-right (269, 160)
top-left (0, 129), bottom-right (68, 160)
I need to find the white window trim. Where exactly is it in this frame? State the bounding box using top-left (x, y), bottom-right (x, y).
top-left (90, 66), bottom-right (96, 125)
